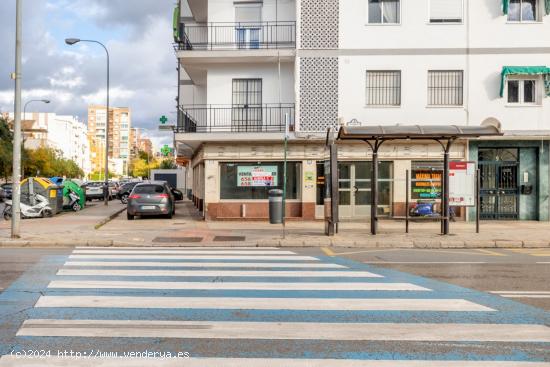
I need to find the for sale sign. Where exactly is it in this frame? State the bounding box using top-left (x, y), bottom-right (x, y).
top-left (237, 165), bottom-right (278, 187)
top-left (449, 161), bottom-right (476, 207)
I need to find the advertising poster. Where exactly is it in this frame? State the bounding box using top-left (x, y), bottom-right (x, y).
top-left (449, 161), bottom-right (476, 207)
top-left (237, 165), bottom-right (278, 187)
top-left (411, 170), bottom-right (442, 199)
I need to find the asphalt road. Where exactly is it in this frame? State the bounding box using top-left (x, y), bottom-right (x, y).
top-left (310, 247), bottom-right (550, 310)
top-left (0, 246), bottom-right (548, 365)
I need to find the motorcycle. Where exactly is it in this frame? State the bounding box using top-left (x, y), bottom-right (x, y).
top-left (64, 190), bottom-right (82, 212)
top-left (409, 201), bottom-right (456, 221)
top-left (3, 193), bottom-right (53, 220)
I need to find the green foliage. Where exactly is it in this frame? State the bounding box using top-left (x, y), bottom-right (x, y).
top-left (160, 159), bottom-right (176, 169)
top-left (0, 116), bottom-right (84, 180)
top-left (0, 117), bottom-right (13, 181)
top-left (128, 153), bottom-right (160, 179)
top-left (89, 171), bottom-right (115, 181)
top-left (24, 147), bottom-right (84, 178)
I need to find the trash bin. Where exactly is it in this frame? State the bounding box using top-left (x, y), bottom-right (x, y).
top-left (268, 189), bottom-right (283, 224)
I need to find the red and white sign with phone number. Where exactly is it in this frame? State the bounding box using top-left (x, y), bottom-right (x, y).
top-left (449, 161), bottom-right (476, 207)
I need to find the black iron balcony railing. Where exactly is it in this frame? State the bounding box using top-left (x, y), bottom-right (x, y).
top-left (175, 22), bottom-right (296, 51)
top-left (177, 104), bottom-right (295, 133)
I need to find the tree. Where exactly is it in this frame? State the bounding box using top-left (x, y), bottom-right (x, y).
top-left (0, 117), bottom-right (13, 181)
top-left (160, 159), bottom-right (176, 169)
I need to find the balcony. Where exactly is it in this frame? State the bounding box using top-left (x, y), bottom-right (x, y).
top-left (177, 104), bottom-right (295, 133)
top-left (175, 22), bottom-right (296, 51)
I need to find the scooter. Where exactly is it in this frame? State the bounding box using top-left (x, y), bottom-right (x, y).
top-left (64, 190), bottom-right (82, 212)
top-left (409, 201), bottom-right (456, 221)
top-left (3, 193), bottom-right (53, 220)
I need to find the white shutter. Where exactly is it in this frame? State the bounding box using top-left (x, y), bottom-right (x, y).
top-left (235, 5), bottom-right (262, 23)
top-left (430, 0), bottom-right (462, 22)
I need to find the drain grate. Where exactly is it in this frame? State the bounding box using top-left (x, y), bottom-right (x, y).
top-left (153, 237), bottom-right (203, 243)
top-left (213, 236), bottom-right (246, 242)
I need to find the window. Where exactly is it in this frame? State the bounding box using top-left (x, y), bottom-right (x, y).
top-left (220, 162), bottom-right (300, 200)
top-left (430, 0), bottom-right (463, 23)
top-left (507, 79), bottom-right (538, 104)
top-left (367, 0), bottom-right (400, 24)
top-left (235, 4), bottom-right (262, 48)
top-left (366, 70), bottom-right (401, 106)
top-left (428, 70), bottom-right (464, 106)
top-left (508, 0), bottom-right (538, 22)
top-left (232, 79), bottom-right (263, 131)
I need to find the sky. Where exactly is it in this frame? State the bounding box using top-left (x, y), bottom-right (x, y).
top-left (0, 0), bottom-right (178, 149)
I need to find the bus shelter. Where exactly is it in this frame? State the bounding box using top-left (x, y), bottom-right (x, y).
top-left (335, 124), bottom-right (503, 235)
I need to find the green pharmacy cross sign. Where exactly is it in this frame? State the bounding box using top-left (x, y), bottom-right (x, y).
top-left (159, 115), bottom-right (168, 125)
top-left (161, 145), bottom-right (173, 157)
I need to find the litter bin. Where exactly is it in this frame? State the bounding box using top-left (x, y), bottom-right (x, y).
top-left (268, 189), bottom-right (283, 224)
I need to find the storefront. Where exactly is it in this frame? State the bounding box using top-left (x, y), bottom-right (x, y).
top-left (469, 140), bottom-right (550, 221)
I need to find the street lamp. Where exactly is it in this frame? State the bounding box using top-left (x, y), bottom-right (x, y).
top-left (65, 38), bottom-right (110, 205)
top-left (22, 99), bottom-right (50, 178)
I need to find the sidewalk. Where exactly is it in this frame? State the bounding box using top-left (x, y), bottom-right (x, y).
top-left (1, 199), bottom-right (549, 248)
top-left (0, 201), bottom-right (126, 246)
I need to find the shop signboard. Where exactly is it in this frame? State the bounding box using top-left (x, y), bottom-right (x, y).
top-left (411, 169), bottom-right (442, 199)
top-left (449, 161), bottom-right (476, 207)
top-left (237, 165), bottom-right (278, 187)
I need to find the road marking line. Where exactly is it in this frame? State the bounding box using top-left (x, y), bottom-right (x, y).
top-left (48, 280), bottom-right (431, 291)
top-left (331, 249), bottom-right (401, 256)
top-left (72, 250), bottom-right (297, 255)
top-left (19, 320), bottom-right (548, 342)
top-left (69, 255), bottom-right (321, 261)
top-left (56, 269), bottom-right (383, 278)
top-left (476, 249), bottom-right (507, 257)
top-left (321, 247), bottom-right (335, 256)
top-left (64, 261), bottom-right (346, 268)
top-left (491, 291), bottom-right (550, 294)
top-left (34, 296), bottom-right (493, 311)
top-left (1, 357), bottom-right (547, 367)
top-left (499, 295), bottom-right (550, 299)
top-left (75, 249), bottom-right (281, 251)
top-left (364, 261), bottom-right (488, 264)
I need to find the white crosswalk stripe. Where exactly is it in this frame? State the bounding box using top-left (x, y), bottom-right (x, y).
top-left (6, 246), bottom-right (548, 366)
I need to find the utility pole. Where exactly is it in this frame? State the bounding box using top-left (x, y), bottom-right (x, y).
top-left (11, 0), bottom-right (23, 239)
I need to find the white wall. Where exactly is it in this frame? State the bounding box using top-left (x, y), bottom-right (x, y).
top-left (340, 0), bottom-right (550, 50)
top-left (206, 62), bottom-right (295, 105)
top-left (208, 0), bottom-right (296, 23)
top-left (339, 53), bottom-right (550, 132)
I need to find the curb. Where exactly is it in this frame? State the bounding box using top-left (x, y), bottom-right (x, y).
top-left (94, 207), bottom-right (126, 230)
top-left (0, 237), bottom-right (549, 248)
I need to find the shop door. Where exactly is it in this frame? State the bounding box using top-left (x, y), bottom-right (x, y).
top-left (479, 148), bottom-right (519, 220)
top-left (232, 79), bottom-right (262, 132)
top-left (338, 162), bottom-right (371, 219)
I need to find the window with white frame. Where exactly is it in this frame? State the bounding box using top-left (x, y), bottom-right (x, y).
top-left (508, 0), bottom-right (539, 22)
top-left (507, 78), bottom-right (539, 104)
top-left (428, 70), bottom-right (464, 106)
top-left (366, 70), bottom-right (401, 106)
top-left (430, 0), bottom-right (463, 23)
top-left (367, 0), bottom-right (400, 24)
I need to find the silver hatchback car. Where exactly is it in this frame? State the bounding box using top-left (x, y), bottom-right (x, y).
top-left (126, 181), bottom-right (175, 220)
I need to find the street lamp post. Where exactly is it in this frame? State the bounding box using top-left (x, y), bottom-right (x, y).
top-left (65, 38), bottom-right (110, 205)
top-left (11, 0), bottom-right (23, 239)
top-left (22, 100), bottom-right (50, 178)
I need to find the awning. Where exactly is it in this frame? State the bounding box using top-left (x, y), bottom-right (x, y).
top-left (173, 6), bottom-right (181, 42)
top-left (337, 125), bottom-right (502, 141)
top-left (499, 66), bottom-right (550, 97)
top-left (503, 0), bottom-right (550, 15)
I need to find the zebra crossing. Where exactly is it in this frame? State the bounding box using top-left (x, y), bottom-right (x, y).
top-left (1, 246), bottom-right (549, 366)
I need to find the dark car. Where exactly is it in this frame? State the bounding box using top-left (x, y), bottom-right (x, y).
top-left (117, 182), bottom-right (139, 204)
top-left (127, 181), bottom-right (175, 220)
top-left (1, 183), bottom-right (12, 200)
top-left (169, 186), bottom-right (184, 201)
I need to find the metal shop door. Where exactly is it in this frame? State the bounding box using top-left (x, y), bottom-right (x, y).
top-left (479, 148), bottom-right (519, 220)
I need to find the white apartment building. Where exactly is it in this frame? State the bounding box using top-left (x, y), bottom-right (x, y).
top-left (10, 112), bottom-right (91, 175)
top-left (174, 0), bottom-right (550, 222)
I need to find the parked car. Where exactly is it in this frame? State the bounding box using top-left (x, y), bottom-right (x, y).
top-left (1, 183), bottom-right (12, 200)
top-left (0, 187), bottom-right (5, 202)
top-left (109, 182), bottom-right (120, 197)
top-left (84, 181), bottom-right (111, 201)
top-left (117, 182), bottom-right (140, 204)
top-left (170, 186), bottom-right (184, 201)
top-left (126, 181), bottom-right (175, 220)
